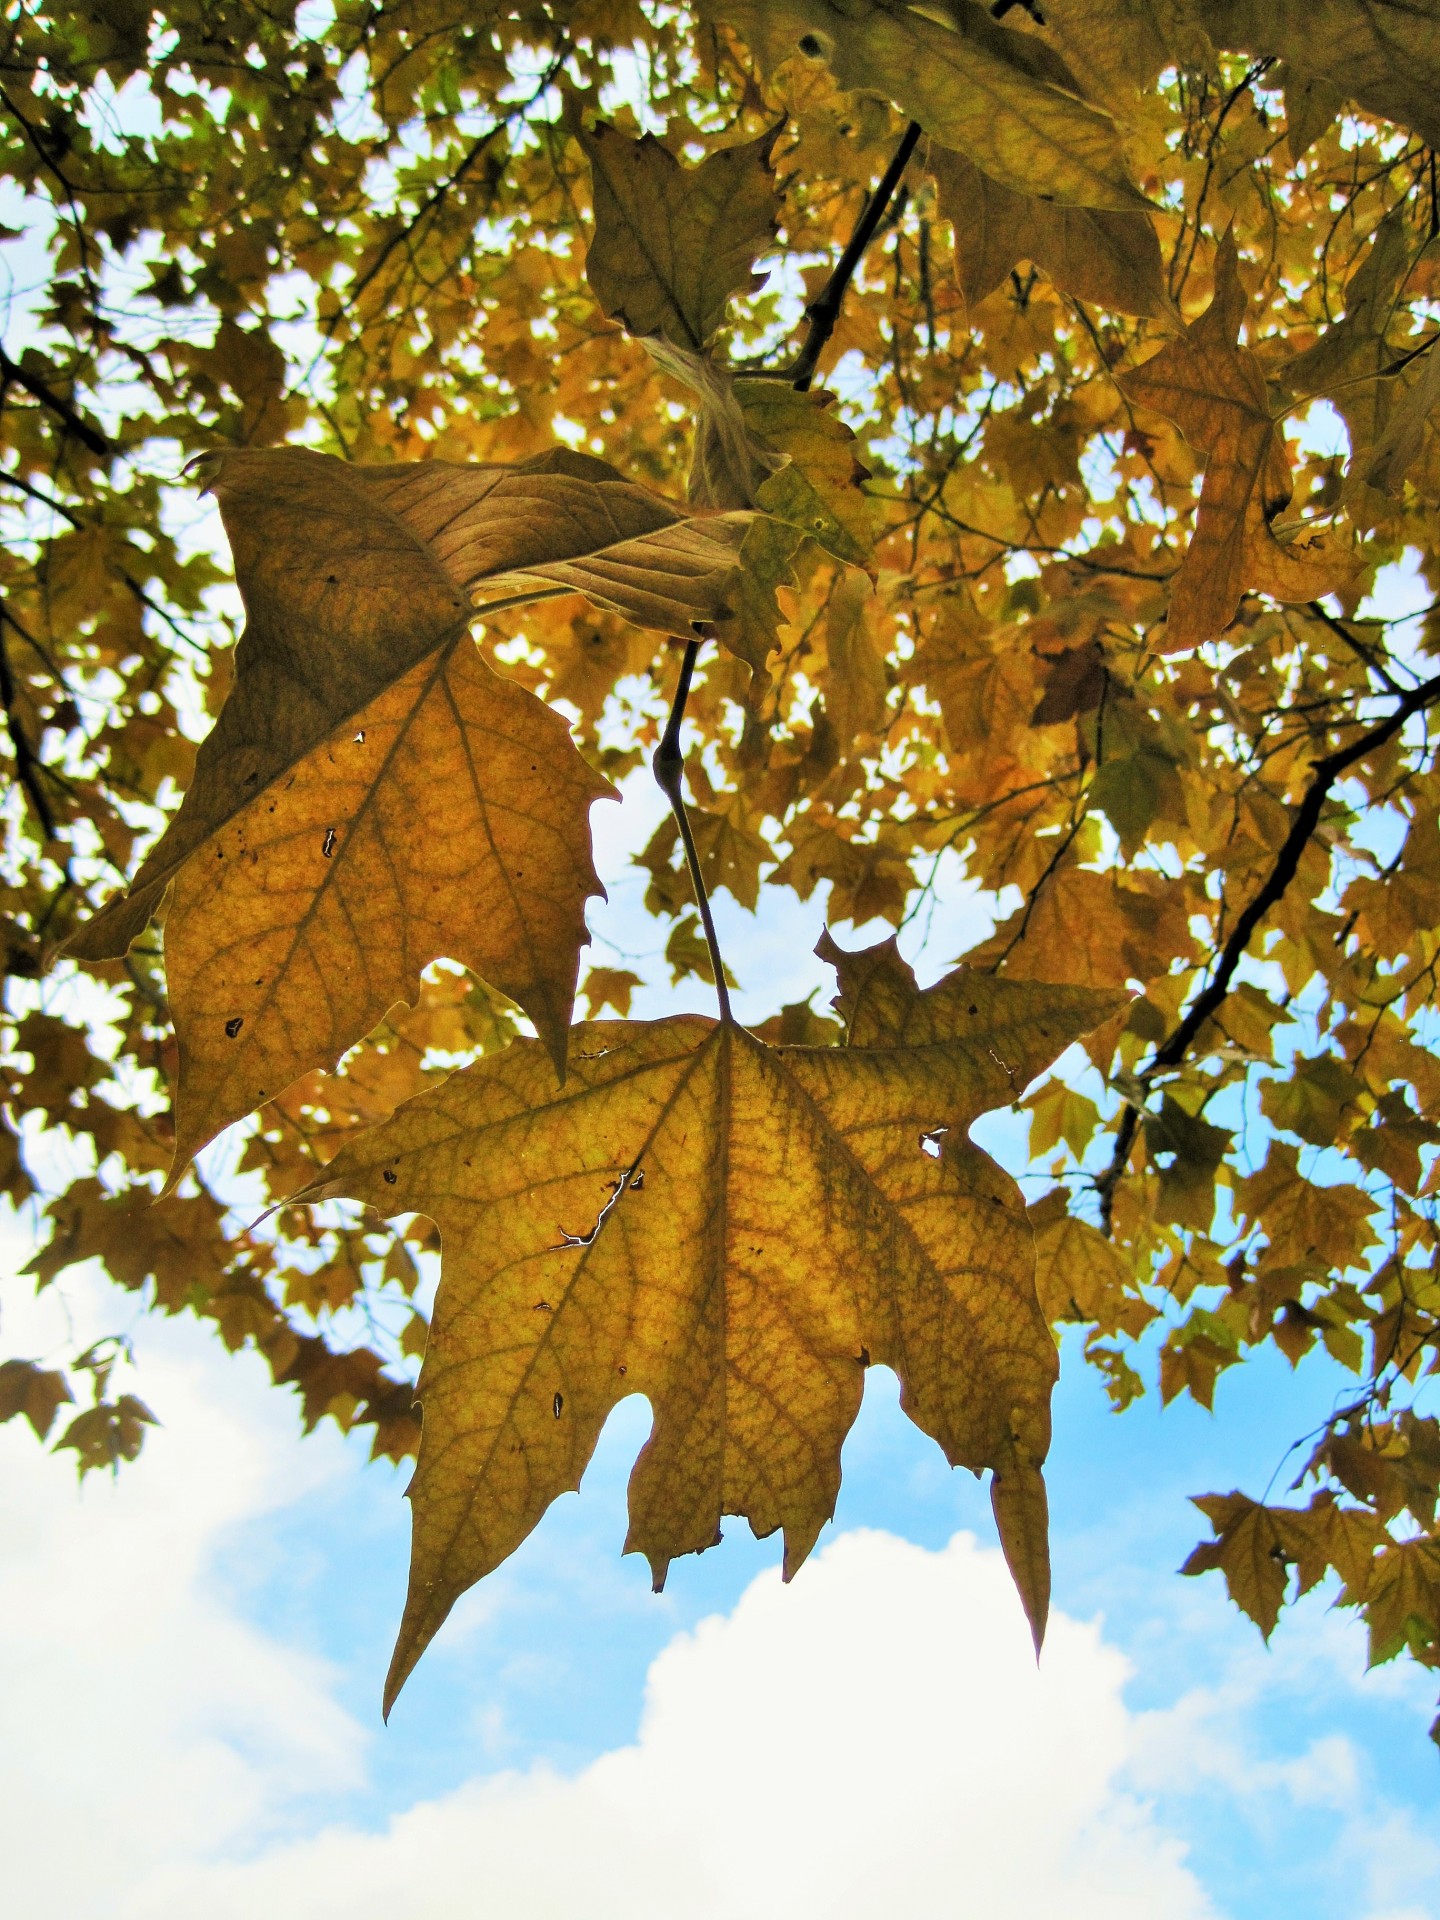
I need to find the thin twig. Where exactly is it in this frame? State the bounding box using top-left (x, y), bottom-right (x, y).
top-left (1304, 600), bottom-right (1404, 694)
top-left (653, 638), bottom-right (732, 1023)
top-left (790, 120), bottom-right (922, 391)
top-left (0, 466), bottom-right (85, 526)
top-left (648, 112), bottom-right (925, 1010)
top-left (295, 48), bottom-right (568, 392)
top-left (1096, 670), bottom-right (1440, 1229)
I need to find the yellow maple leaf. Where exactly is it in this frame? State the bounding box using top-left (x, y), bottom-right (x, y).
top-left (579, 118), bottom-right (783, 351)
top-left (701, 0), bottom-right (1148, 210)
top-left (1117, 230), bottom-right (1356, 647)
top-left (930, 143), bottom-right (1168, 318)
top-left (1182, 1490), bottom-right (1293, 1637)
top-left (302, 945), bottom-right (1125, 1710)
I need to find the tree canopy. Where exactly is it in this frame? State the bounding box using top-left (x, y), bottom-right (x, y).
top-left (5, 0), bottom-right (1440, 1734)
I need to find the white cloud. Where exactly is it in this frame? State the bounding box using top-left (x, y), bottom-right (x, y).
top-left (5, 1233), bottom-right (1434, 1920)
top-left (124, 1528), bottom-right (1212, 1920)
top-left (1127, 1595), bottom-right (1440, 1920)
top-left (0, 1233), bottom-right (1211, 1920)
top-left (0, 1259), bottom-right (365, 1917)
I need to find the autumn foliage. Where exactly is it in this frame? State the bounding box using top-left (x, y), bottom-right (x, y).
top-left (5, 1), bottom-right (1440, 1733)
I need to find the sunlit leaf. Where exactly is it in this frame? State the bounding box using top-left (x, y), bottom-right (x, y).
top-left (301, 946), bottom-right (1124, 1709)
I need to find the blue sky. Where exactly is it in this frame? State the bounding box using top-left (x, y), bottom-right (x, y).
top-left (4, 690), bottom-right (1440, 1918)
top-left (3, 1216), bottom-right (1438, 1919)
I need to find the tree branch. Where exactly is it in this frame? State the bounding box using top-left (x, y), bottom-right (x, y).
top-left (307, 47), bottom-right (568, 366)
top-left (1097, 672), bottom-right (1440, 1229)
top-left (0, 348), bottom-right (108, 456)
top-left (646, 115), bottom-right (926, 981)
top-left (653, 637), bottom-right (733, 1022)
top-left (790, 119), bottom-right (922, 392)
top-left (0, 603), bottom-right (57, 839)
top-left (0, 465), bottom-right (85, 526)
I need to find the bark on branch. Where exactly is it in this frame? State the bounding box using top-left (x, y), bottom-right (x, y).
top-left (0, 347), bottom-right (108, 457)
top-left (790, 120), bottom-right (922, 392)
top-left (0, 604), bottom-right (57, 839)
top-left (1097, 671), bottom-right (1440, 1229)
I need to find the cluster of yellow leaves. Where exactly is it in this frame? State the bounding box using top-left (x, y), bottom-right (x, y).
top-left (6, 0), bottom-right (1440, 1728)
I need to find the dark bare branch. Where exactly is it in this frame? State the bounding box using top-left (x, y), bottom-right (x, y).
top-left (0, 601), bottom-right (57, 839)
top-left (0, 348), bottom-right (107, 456)
top-left (1097, 671), bottom-right (1440, 1229)
top-left (791, 120), bottom-right (922, 392)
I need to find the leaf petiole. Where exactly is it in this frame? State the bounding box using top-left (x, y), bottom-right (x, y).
top-left (653, 636), bottom-right (733, 1023)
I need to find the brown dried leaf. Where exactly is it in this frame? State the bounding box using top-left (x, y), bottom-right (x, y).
top-left (70, 449), bottom-right (748, 1175)
top-left (931, 144), bottom-right (1167, 317)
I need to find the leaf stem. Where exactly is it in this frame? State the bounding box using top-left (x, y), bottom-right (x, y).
top-left (653, 637), bottom-right (733, 1023)
top-left (646, 116), bottom-right (923, 1017)
top-left (790, 120), bottom-right (922, 392)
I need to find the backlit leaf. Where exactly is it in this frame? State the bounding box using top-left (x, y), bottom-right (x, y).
top-left (0, 1358), bottom-right (74, 1440)
top-left (702, 0), bottom-right (1149, 210)
top-left (1355, 342), bottom-right (1440, 495)
top-left (736, 379), bottom-right (877, 566)
top-left (1117, 232), bottom-right (1354, 647)
top-left (580, 119), bottom-right (784, 350)
top-left (931, 144), bottom-right (1167, 317)
top-left (302, 951), bottom-right (1124, 1710)
top-left (70, 448), bottom-right (748, 1174)
top-left (1192, 0), bottom-right (1440, 149)
top-left (1182, 1490), bottom-right (1293, 1637)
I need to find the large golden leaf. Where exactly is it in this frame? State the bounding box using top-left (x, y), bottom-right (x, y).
top-left (579, 118), bottom-right (783, 350)
top-left (304, 945), bottom-right (1124, 1711)
top-left (930, 143), bottom-right (1167, 318)
top-left (700, 0), bottom-right (1148, 210)
top-left (1012, 0), bottom-right (1178, 109)
top-left (69, 447), bottom-right (748, 1174)
top-left (1117, 233), bottom-right (1354, 647)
